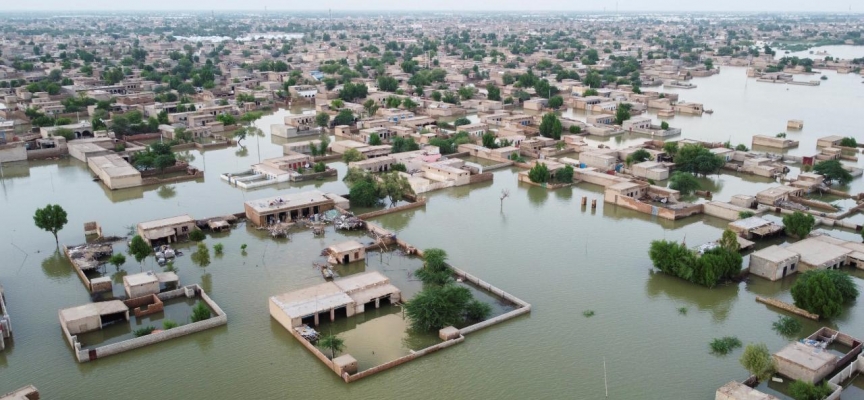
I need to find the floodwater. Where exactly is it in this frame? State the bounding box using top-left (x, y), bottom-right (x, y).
top-left (2, 66), bottom-right (864, 399)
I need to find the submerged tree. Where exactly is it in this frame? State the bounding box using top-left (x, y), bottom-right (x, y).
top-left (668, 172), bottom-right (700, 195)
top-left (33, 204), bottom-right (68, 245)
top-left (318, 334), bottom-right (345, 359)
top-left (791, 269), bottom-right (858, 318)
top-left (739, 343), bottom-right (776, 382)
top-left (782, 211), bottom-right (815, 239)
top-left (128, 235), bottom-right (151, 264)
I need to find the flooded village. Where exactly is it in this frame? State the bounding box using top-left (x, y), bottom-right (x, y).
top-left (1, 10), bottom-right (864, 400)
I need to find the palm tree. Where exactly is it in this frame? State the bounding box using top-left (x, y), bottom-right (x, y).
top-left (318, 334), bottom-right (345, 359)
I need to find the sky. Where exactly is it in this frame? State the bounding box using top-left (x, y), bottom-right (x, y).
top-left (1, 0), bottom-right (860, 13)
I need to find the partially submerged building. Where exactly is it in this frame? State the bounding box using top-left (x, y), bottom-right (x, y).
top-left (269, 271), bottom-right (401, 328)
top-left (0, 285), bottom-right (10, 351)
top-left (773, 328), bottom-right (862, 384)
top-left (326, 241), bottom-right (366, 265)
top-left (244, 190), bottom-right (349, 227)
top-left (87, 154), bottom-right (142, 190)
top-left (728, 217), bottom-right (783, 240)
top-left (136, 215), bottom-right (197, 246)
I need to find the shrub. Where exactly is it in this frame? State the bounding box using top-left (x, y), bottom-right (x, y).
top-left (678, 307), bottom-right (688, 315)
top-left (782, 211), bottom-right (815, 239)
top-left (582, 310), bottom-right (595, 317)
top-left (213, 243), bottom-right (224, 255)
top-left (660, 121), bottom-right (669, 130)
top-left (710, 336), bottom-right (742, 355)
top-left (669, 172), bottom-right (700, 195)
top-left (771, 316), bottom-right (802, 338)
top-left (108, 253), bottom-right (126, 268)
top-left (190, 301), bottom-right (211, 323)
top-left (162, 320), bottom-right (179, 330)
top-left (791, 269), bottom-right (858, 318)
top-left (313, 162), bottom-right (326, 173)
top-left (839, 137), bottom-right (857, 148)
top-left (555, 165), bottom-right (574, 184)
top-left (188, 229), bottom-right (206, 241)
top-left (465, 300), bottom-right (492, 321)
top-left (738, 211), bottom-right (755, 219)
top-left (133, 326), bottom-right (156, 337)
top-left (569, 125), bottom-right (581, 134)
top-left (528, 162), bottom-right (550, 183)
top-left (788, 380), bottom-right (833, 400)
top-left (739, 343), bottom-right (776, 382)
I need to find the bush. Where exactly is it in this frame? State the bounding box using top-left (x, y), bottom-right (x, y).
top-left (405, 284), bottom-right (473, 331)
top-left (813, 159), bottom-right (852, 186)
top-left (709, 336), bottom-right (742, 355)
top-left (788, 380), bottom-right (834, 400)
top-left (555, 165), bottom-right (574, 184)
top-left (660, 121), bottom-right (669, 130)
top-left (791, 269), bottom-right (858, 318)
top-left (313, 162), bottom-right (326, 173)
top-left (133, 326), bottom-right (156, 337)
top-left (738, 211), bottom-right (755, 219)
top-left (108, 253), bottom-right (126, 268)
top-left (771, 316), bottom-right (802, 337)
top-left (739, 343), bottom-right (776, 382)
top-left (188, 229), bottom-right (206, 241)
top-left (162, 320), bottom-right (179, 330)
top-left (465, 300), bottom-right (492, 321)
top-left (782, 211), bottom-right (815, 239)
top-left (839, 137), bottom-right (857, 148)
top-left (569, 125), bottom-right (581, 134)
top-left (391, 163), bottom-right (407, 172)
top-left (213, 243), bottom-right (224, 255)
top-left (528, 163), bottom-right (550, 183)
top-left (190, 301), bottom-right (211, 323)
top-left (669, 172), bottom-right (700, 195)
top-left (349, 180), bottom-right (383, 207)
top-left (582, 310), bottom-right (595, 317)
top-left (649, 239), bottom-right (741, 288)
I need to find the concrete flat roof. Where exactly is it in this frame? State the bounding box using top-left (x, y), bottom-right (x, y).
top-left (60, 300), bottom-right (128, 322)
top-left (245, 190), bottom-right (332, 214)
top-left (333, 271), bottom-right (390, 294)
top-left (757, 186), bottom-right (800, 198)
top-left (786, 238), bottom-right (851, 267)
top-left (730, 216), bottom-right (773, 230)
top-left (715, 381), bottom-right (779, 400)
top-left (272, 282), bottom-right (353, 319)
top-left (138, 215), bottom-right (195, 231)
top-left (89, 154), bottom-right (140, 178)
top-left (328, 240), bottom-right (365, 254)
top-left (124, 271), bottom-right (159, 287)
top-left (775, 342), bottom-right (836, 371)
top-left (752, 245), bottom-right (799, 263)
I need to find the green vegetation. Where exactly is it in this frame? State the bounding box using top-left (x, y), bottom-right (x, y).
top-left (133, 326), bottom-right (156, 337)
top-left (648, 236), bottom-right (742, 288)
top-left (191, 243), bottom-right (211, 268)
top-left (342, 148), bottom-right (365, 163)
top-left (391, 137), bottom-right (420, 153)
top-left (548, 95), bottom-right (564, 109)
top-left (555, 165), bottom-right (574, 184)
top-left (128, 235), bottom-right (151, 263)
top-left (839, 137), bottom-right (858, 148)
top-left (132, 143), bottom-right (176, 174)
top-left (407, 250), bottom-right (490, 331)
top-left (33, 204), bottom-right (68, 245)
top-left (614, 103), bottom-right (632, 125)
top-left (318, 334), bottom-right (346, 359)
top-left (539, 113), bottom-right (562, 140)
top-left (569, 125), bottom-right (581, 134)
top-left (368, 133), bottom-right (382, 146)
top-left (678, 307), bottom-right (688, 315)
top-left (213, 243), bottom-right (224, 255)
top-left (735, 144), bottom-right (749, 151)
top-left (162, 320), bottom-right (179, 330)
top-left (313, 162), bottom-right (327, 173)
top-left (453, 117), bottom-right (471, 127)
top-left (108, 253), bottom-right (126, 269)
top-left (528, 163), bottom-right (550, 184)
top-left (782, 211), bottom-right (815, 239)
top-left (190, 301), bottom-right (211, 323)
top-left (791, 269), bottom-right (858, 318)
top-left (668, 172), bottom-right (700, 195)
top-left (333, 109), bottom-right (355, 126)
top-left (674, 144), bottom-right (725, 176)
top-left (348, 178), bottom-right (382, 207)
top-left (188, 229), bottom-right (206, 241)
top-left (739, 211), bottom-right (755, 219)
top-left (582, 310), bottom-right (595, 317)
top-left (625, 149), bottom-right (651, 166)
top-left (772, 316), bottom-right (802, 338)
top-left (739, 343), bottom-right (776, 382)
top-left (719, 229), bottom-right (740, 253)
top-left (709, 336), bottom-right (742, 355)
top-left (813, 159), bottom-right (852, 186)
top-left (315, 112), bottom-right (330, 129)
top-left (662, 141), bottom-right (679, 158)
top-left (660, 121), bottom-right (669, 130)
top-left (788, 380), bottom-right (834, 400)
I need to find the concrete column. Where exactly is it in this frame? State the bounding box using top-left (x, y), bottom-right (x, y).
top-left (375, 298), bottom-right (380, 309)
top-left (314, 313), bottom-right (319, 326)
top-left (330, 308), bottom-right (335, 321)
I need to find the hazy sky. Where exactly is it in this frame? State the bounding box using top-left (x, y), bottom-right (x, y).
top-left (2, 0), bottom-right (860, 12)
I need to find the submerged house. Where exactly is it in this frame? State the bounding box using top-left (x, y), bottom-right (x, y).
top-left (326, 241), bottom-right (366, 265)
top-left (244, 190), bottom-right (349, 227)
top-left (136, 215), bottom-right (197, 246)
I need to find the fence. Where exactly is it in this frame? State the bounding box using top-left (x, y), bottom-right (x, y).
top-left (355, 198), bottom-right (428, 220)
top-left (755, 296), bottom-right (819, 320)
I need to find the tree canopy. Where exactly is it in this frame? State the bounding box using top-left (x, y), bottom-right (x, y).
top-left (739, 343), bottom-right (776, 382)
top-left (539, 113), bottom-right (562, 140)
top-left (791, 269), bottom-right (858, 318)
top-left (813, 160), bottom-right (852, 186)
top-left (33, 204), bottom-right (68, 245)
top-left (674, 144), bottom-right (725, 176)
top-left (528, 162), bottom-right (550, 183)
top-left (668, 172), bottom-right (700, 195)
top-left (782, 211), bottom-right (815, 239)
top-left (649, 238), bottom-right (741, 288)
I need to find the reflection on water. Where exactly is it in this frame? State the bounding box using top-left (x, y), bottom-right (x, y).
top-left (157, 185), bottom-right (177, 199)
top-left (41, 249), bottom-right (74, 280)
top-left (645, 270), bottom-right (739, 323)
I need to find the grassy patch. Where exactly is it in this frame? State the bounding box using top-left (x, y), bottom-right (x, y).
top-left (582, 310), bottom-right (595, 317)
top-left (772, 316), bottom-right (802, 338)
top-left (709, 336), bottom-right (742, 355)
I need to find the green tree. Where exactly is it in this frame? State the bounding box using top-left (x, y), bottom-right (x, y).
top-left (405, 284), bottom-right (473, 331)
top-left (812, 160), bottom-right (852, 186)
top-left (782, 212), bottom-right (815, 239)
top-left (33, 204), bottom-right (68, 245)
top-left (362, 99), bottom-right (379, 117)
top-left (402, 98), bottom-right (419, 111)
top-left (385, 96), bottom-right (402, 109)
top-left (128, 235), bottom-right (151, 263)
top-left (368, 133), bottom-right (382, 146)
top-left (719, 230), bottom-right (740, 253)
top-left (548, 95), bottom-right (564, 109)
top-left (486, 84), bottom-right (501, 101)
top-left (668, 172), bottom-right (700, 195)
top-left (333, 109), bottom-right (355, 126)
top-left (791, 269), bottom-right (858, 318)
top-left (348, 180), bottom-right (383, 207)
top-left (315, 112), bottom-right (330, 129)
top-left (391, 137), bottom-right (420, 153)
top-left (481, 132), bottom-right (498, 149)
top-left (330, 99), bottom-right (344, 109)
top-left (675, 144), bottom-right (724, 176)
top-left (191, 243), bottom-right (211, 268)
top-left (108, 253), bottom-right (126, 269)
top-left (342, 148), bottom-right (365, 163)
top-left (528, 162), bottom-right (550, 183)
top-left (614, 103), bottom-right (632, 125)
top-left (377, 76), bottom-right (399, 92)
top-left (381, 172), bottom-right (414, 206)
top-left (188, 229), bottom-right (206, 241)
top-left (788, 380), bottom-right (834, 400)
top-left (213, 243), bottom-right (224, 255)
top-left (739, 343), bottom-right (776, 382)
top-left (663, 141), bottom-right (679, 158)
top-left (539, 113), bottom-right (563, 140)
top-left (318, 334), bottom-right (346, 359)
top-left (190, 301), bottom-right (211, 322)
top-left (453, 117), bottom-right (471, 127)
top-left (625, 149), bottom-right (651, 166)
top-left (839, 137), bottom-right (857, 148)
top-left (53, 128), bottom-right (75, 141)
top-left (556, 165), bottom-right (574, 184)
top-left (660, 121), bottom-right (669, 130)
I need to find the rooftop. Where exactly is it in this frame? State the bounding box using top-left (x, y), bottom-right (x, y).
top-left (88, 154), bottom-right (140, 178)
top-left (730, 216), bottom-right (774, 231)
top-left (786, 237), bottom-right (852, 267)
top-left (59, 300), bottom-right (128, 322)
top-left (751, 245), bottom-right (799, 263)
top-left (774, 341), bottom-right (837, 372)
top-left (138, 215), bottom-right (195, 231)
top-left (123, 271), bottom-right (159, 287)
top-left (245, 190), bottom-right (333, 213)
top-left (328, 240), bottom-right (365, 254)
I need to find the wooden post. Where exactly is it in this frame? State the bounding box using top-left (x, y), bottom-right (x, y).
top-left (591, 199), bottom-right (597, 209)
top-left (581, 196), bottom-right (587, 206)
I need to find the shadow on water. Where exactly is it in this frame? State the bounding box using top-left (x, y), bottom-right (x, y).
top-left (41, 249), bottom-right (74, 280)
top-left (645, 269), bottom-right (739, 323)
top-left (372, 207), bottom-right (422, 233)
top-left (523, 183), bottom-right (549, 207)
